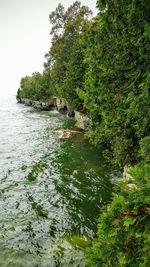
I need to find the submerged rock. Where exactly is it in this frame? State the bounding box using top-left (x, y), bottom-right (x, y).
top-left (58, 129), bottom-right (82, 139)
top-left (59, 130), bottom-right (74, 139)
top-left (65, 234), bottom-right (92, 249)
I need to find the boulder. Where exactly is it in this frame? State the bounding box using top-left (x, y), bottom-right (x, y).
top-left (75, 111), bottom-right (89, 130)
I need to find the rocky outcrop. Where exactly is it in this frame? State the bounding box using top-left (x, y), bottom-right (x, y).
top-left (19, 97), bottom-right (56, 111)
top-left (32, 101), bottom-right (42, 109)
top-left (21, 98), bottom-right (32, 106)
top-left (75, 111), bottom-right (89, 130)
top-left (55, 98), bottom-right (74, 117)
top-left (18, 97), bottom-right (89, 131)
top-left (56, 98), bottom-right (67, 113)
top-left (19, 97), bottom-right (74, 116)
top-left (32, 98), bottom-right (56, 110)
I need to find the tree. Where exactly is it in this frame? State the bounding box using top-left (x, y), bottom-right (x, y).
top-left (44, 1), bottom-right (92, 103)
top-left (18, 72), bottom-right (53, 101)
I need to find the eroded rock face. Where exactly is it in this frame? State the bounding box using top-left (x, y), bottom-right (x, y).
top-left (55, 98), bottom-right (74, 117)
top-left (19, 97), bottom-right (75, 116)
top-left (75, 111), bottom-right (89, 130)
top-left (56, 98), bottom-right (67, 113)
top-left (19, 98), bottom-right (56, 111)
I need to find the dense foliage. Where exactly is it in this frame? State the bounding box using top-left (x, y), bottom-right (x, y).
top-left (78, 0), bottom-right (150, 166)
top-left (17, 71), bottom-right (52, 101)
top-left (86, 164), bottom-right (150, 267)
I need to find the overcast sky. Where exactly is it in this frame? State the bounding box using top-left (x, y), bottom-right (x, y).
top-left (0, 0), bottom-right (97, 97)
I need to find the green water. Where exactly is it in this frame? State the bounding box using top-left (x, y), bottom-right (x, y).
top-left (0, 97), bottom-right (120, 266)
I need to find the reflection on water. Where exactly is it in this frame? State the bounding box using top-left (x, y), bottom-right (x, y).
top-left (0, 97), bottom-right (120, 266)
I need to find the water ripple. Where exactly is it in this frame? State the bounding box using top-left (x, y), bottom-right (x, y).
top-left (0, 97), bottom-right (121, 266)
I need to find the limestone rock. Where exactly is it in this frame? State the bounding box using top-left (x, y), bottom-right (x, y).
top-left (75, 111), bottom-right (89, 130)
top-left (56, 98), bottom-right (68, 113)
top-left (55, 97), bottom-right (74, 117)
top-left (19, 97), bottom-right (57, 111)
top-left (32, 101), bottom-right (42, 109)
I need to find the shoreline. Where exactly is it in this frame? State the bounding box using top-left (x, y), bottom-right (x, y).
top-left (17, 97), bottom-right (89, 131)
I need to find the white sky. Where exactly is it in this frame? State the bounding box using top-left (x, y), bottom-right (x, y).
top-left (0, 0), bottom-right (97, 97)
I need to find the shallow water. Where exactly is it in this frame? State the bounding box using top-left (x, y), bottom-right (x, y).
top-left (0, 96), bottom-right (120, 266)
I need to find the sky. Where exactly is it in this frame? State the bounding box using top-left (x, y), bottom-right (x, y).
top-left (0, 0), bottom-right (97, 97)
